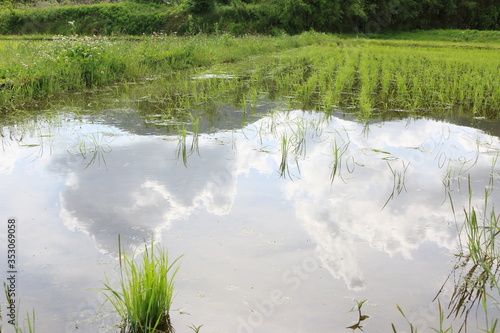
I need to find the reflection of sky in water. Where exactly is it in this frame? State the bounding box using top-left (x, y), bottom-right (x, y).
top-left (0, 110), bottom-right (499, 332)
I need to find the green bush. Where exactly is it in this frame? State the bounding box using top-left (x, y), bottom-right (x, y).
top-left (184, 0), bottom-right (215, 14)
top-left (0, 2), bottom-right (183, 35)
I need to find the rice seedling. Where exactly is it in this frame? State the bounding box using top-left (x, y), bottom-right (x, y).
top-left (346, 299), bottom-right (370, 331)
top-left (332, 49), bottom-right (359, 106)
top-left (357, 53), bottom-right (379, 117)
top-left (176, 125), bottom-right (190, 167)
top-left (3, 285), bottom-right (36, 333)
top-left (188, 324), bottom-right (203, 332)
top-left (391, 304), bottom-right (418, 333)
top-left (382, 160), bottom-right (409, 209)
top-left (278, 134), bottom-right (295, 179)
top-left (12, 310), bottom-right (36, 333)
top-left (330, 136), bottom-right (350, 184)
top-left (182, 36), bottom-right (499, 121)
top-left (69, 132), bottom-right (113, 169)
top-left (435, 176), bottom-right (500, 332)
top-left (391, 302), bottom-right (454, 333)
top-left (99, 236), bottom-right (181, 333)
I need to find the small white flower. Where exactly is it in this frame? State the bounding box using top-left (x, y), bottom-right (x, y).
top-left (68, 21), bottom-right (75, 26)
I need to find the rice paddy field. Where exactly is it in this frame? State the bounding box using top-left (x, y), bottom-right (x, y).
top-left (1, 31), bottom-right (500, 333)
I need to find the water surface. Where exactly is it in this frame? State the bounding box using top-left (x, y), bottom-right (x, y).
top-left (1, 74), bottom-right (499, 333)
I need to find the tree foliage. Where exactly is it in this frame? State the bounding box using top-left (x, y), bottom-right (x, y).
top-left (243, 0), bottom-right (499, 33)
top-left (0, 0), bottom-right (497, 34)
top-left (184, 0), bottom-right (215, 13)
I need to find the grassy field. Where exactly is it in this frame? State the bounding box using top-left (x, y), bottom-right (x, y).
top-left (0, 30), bottom-right (499, 119)
top-left (0, 32), bottom-right (333, 112)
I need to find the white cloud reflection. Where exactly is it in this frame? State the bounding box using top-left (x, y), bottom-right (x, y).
top-left (51, 110), bottom-right (500, 290)
top-left (240, 111), bottom-right (500, 291)
top-left (56, 136), bottom-right (239, 254)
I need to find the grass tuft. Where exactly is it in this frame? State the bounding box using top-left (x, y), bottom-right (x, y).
top-left (100, 236), bottom-right (181, 333)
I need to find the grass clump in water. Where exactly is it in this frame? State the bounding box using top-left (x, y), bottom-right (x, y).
top-left (100, 236), bottom-right (181, 333)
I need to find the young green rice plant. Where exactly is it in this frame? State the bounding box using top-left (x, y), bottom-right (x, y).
top-left (481, 295), bottom-right (499, 333)
top-left (12, 310), bottom-right (36, 333)
top-left (175, 116), bottom-right (200, 167)
top-left (383, 160), bottom-right (409, 209)
top-left (278, 134), bottom-right (298, 179)
top-left (378, 57), bottom-right (393, 105)
top-left (435, 176), bottom-right (500, 332)
top-left (391, 304), bottom-right (418, 333)
top-left (188, 324), bottom-right (203, 332)
top-left (346, 299), bottom-right (369, 331)
top-left (298, 70), bottom-right (321, 109)
top-left (66, 132), bottom-right (113, 169)
top-left (357, 53), bottom-right (380, 117)
top-left (100, 236), bottom-right (181, 333)
top-left (332, 48), bottom-right (359, 105)
top-left (3, 285), bottom-right (36, 333)
top-left (330, 136), bottom-right (350, 184)
top-left (391, 302), bottom-right (454, 333)
top-left (292, 125), bottom-right (308, 159)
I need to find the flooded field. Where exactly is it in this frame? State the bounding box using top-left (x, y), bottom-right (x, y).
top-left (1, 42), bottom-right (500, 333)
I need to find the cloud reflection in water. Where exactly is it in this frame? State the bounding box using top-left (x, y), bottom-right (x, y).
top-left (55, 110), bottom-right (500, 294)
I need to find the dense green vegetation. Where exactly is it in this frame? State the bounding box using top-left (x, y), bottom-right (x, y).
top-left (0, 2), bottom-right (186, 35)
top-left (0, 0), bottom-right (498, 35)
top-left (126, 35), bottom-right (500, 121)
top-left (1, 31), bottom-right (499, 117)
top-left (0, 32), bottom-right (332, 112)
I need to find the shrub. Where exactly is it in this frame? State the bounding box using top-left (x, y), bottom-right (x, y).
top-left (184, 0), bottom-right (215, 14)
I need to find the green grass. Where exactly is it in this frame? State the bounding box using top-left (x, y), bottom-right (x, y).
top-left (0, 31), bottom-right (335, 113)
top-left (100, 236), bottom-right (181, 333)
top-left (1, 31), bottom-right (499, 118)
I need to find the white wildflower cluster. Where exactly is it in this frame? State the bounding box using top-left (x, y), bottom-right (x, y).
top-left (35, 35), bottom-right (115, 64)
top-left (149, 31), bottom-right (172, 40)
